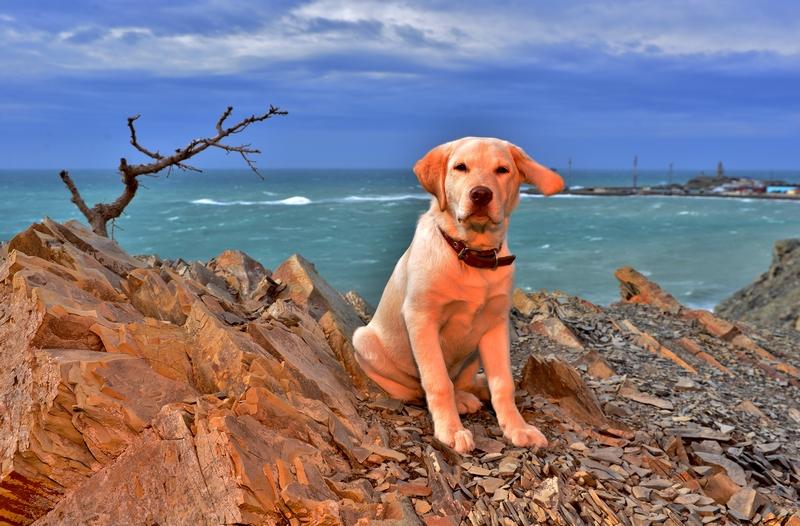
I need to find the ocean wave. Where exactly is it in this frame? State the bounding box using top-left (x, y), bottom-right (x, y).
top-left (191, 196), bottom-right (312, 206)
top-left (341, 194), bottom-right (429, 202)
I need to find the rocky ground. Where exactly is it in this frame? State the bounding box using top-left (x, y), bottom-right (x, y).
top-left (1, 220), bottom-right (799, 526)
top-left (715, 238), bottom-right (800, 330)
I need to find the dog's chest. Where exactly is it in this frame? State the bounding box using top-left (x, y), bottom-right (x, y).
top-left (435, 265), bottom-right (512, 354)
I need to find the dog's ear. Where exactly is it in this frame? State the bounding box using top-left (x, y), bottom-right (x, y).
top-left (509, 144), bottom-right (564, 196)
top-left (414, 142), bottom-right (451, 211)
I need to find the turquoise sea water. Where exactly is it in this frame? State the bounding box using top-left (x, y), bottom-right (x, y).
top-left (2, 168), bottom-right (800, 310)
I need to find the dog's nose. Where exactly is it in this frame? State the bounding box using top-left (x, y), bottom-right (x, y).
top-left (469, 186), bottom-right (493, 207)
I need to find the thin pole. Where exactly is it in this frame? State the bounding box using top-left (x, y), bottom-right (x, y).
top-left (568, 156), bottom-right (572, 189)
top-left (633, 156), bottom-right (638, 190)
top-left (669, 161), bottom-right (674, 186)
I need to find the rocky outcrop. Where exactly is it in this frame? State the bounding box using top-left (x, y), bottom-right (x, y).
top-left (0, 219), bottom-right (371, 525)
top-left (716, 239), bottom-right (800, 329)
top-left (2, 220), bottom-right (800, 525)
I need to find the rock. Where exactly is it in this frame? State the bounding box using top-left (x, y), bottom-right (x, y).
top-left (480, 477), bottom-right (505, 495)
top-left (675, 378), bottom-right (700, 391)
top-left (574, 349), bottom-right (617, 380)
top-left (2, 219), bottom-right (800, 525)
top-left (736, 399), bottom-right (770, 421)
top-left (614, 266), bottom-right (683, 314)
top-left (31, 408), bottom-right (248, 526)
top-left (533, 477), bottom-right (561, 508)
top-left (274, 254), bottom-right (363, 333)
top-left (208, 249), bottom-right (270, 299)
top-left (619, 385), bottom-right (674, 410)
top-left (521, 354), bottom-right (610, 429)
top-left (343, 290), bottom-right (375, 323)
top-left (715, 239), bottom-right (800, 329)
top-left (702, 472), bottom-right (743, 504)
top-left (526, 317), bottom-right (584, 350)
top-left (512, 287), bottom-right (539, 316)
top-left (726, 486), bottom-right (765, 520)
top-left (693, 452), bottom-right (747, 486)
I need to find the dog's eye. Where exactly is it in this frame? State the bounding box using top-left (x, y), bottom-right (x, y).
top-left (454, 163), bottom-right (467, 172)
top-left (496, 166), bottom-right (510, 174)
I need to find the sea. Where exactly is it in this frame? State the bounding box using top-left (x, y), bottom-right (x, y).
top-left (2, 168), bottom-right (800, 311)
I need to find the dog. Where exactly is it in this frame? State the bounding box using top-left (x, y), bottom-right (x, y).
top-left (353, 137), bottom-right (563, 454)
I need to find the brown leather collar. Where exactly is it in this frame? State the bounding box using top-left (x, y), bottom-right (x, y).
top-left (439, 228), bottom-right (516, 270)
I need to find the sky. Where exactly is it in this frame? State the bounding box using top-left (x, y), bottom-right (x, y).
top-left (2, 1), bottom-right (800, 171)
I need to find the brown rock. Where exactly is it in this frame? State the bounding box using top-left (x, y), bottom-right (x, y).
top-left (127, 268), bottom-right (188, 325)
top-left (702, 472), bottom-right (742, 505)
top-left (512, 287), bottom-right (540, 316)
top-left (343, 290), bottom-right (375, 323)
top-left (91, 320), bottom-right (194, 385)
top-left (273, 254), bottom-right (378, 393)
top-left (694, 452), bottom-right (746, 486)
top-left (209, 249), bottom-right (270, 299)
top-left (619, 384), bottom-right (674, 410)
top-left (185, 300), bottom-right (269, 397)
top-left (735, 399), bottom-right (770, 421)
top-left (682, 309), bottom-right (740, 341)
top-left (0, 346), bottom-right (197, 524)
top-left (273, 254), bottom-right (364, 332)
top-left (726, 486), bottom-right (765, 520)
top-left (614, 266), bottom-right (683, 313)
top-left (32, 408), bottom-right (246, 526)
top-left (521, 354), bottom-right (610, 429)
top-left (574, 349), bottom-right (617, 379)
top-left (247, 321), bottom-right (365, 436)
top-left (526, 317), bottom-right (584, 349)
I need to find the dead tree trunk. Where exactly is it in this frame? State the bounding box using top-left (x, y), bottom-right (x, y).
top-left (60, 105), bottom-right (287, 237)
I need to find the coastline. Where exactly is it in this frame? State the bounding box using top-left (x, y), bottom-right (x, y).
top-left (526, 186), bottom-right (800, 200)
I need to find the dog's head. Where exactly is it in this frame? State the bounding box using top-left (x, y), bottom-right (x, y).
top-left (414, 137), bottom-right (563, 235)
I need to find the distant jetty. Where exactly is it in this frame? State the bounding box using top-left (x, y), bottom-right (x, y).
top-left (525, 174), bottom-right (800, 200)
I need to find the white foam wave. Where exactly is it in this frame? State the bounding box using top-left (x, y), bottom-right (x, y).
top-left (341, 194), bottom-right (429, 202)
top-left (280, 196), bottom-right (312, 205)
top-left (191, 196), bottom-right (312, 206)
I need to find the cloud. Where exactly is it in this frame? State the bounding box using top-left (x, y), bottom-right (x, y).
top-left (2, 0), bottom-right (799, 79)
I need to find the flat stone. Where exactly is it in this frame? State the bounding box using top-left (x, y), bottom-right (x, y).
top-left (755, 442), bottom-right (781, 454)
top-left (727, 486), bottom-right (764, 520)
top-left (693, 452), bottom-right (746, 486)
top-left (479, 477), bottom-right (505, 495)
top-left (632, 486), bottom-right (651, 501)
top-left (492, 488), bottom-right (509, 502)
top-left (703, 473), bottom-right (741, 505)
top-left (365, 445), bottom-right (407, 463)
top-left (526, 317), bottom-right (584, 350)
top-left (699, 440), bottom-right (723, 455)
top-left (639, 478), bottom-right (673, 489)
top-left (691, 466), bottom-right (713, 477)
top-left (587, 448), bottom-right (624, 465)
top-left (717, 423), bottom-right (735, 435)
top-left (675, 378), bottom-right (701, 390)
top-left (663, 427), bottom-right (731, 441)
top-left (619, 386), bottom-right (674, 410)
top-left (498, 460), bottom-right (518, 476)
top-left (675, 493), bottom-right (701, 505)
top-left (468, 465), bottom-right (492, 477)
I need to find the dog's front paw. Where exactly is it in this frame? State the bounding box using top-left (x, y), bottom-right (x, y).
top-left (455, 390), bottom-right (482, 414)
top-left (505, 423), bottom-right (548, 449)
top-left (435, 426), bottom-right (475, 454)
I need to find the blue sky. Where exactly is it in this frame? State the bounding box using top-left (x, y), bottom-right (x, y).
top-left (2, 1), bottom-right (799, 170)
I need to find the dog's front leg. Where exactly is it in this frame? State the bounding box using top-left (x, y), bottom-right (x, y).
top-left (404, 310), bottom-right (474, 454)
top-left (479, 321), bottom-right (548, 449)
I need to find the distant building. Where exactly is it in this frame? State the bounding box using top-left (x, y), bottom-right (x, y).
top-left (767, 186), bottom-right (800, 194)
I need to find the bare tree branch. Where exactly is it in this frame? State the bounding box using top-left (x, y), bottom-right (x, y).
top-left (60, 105), bottom-right (287, 237)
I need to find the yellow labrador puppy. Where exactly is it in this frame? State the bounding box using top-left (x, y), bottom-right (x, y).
top-left (353, 137), bottom-right (563, 454)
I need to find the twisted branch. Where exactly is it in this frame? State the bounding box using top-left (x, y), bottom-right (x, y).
top-left (60, 105), bottom-right (287, 237)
